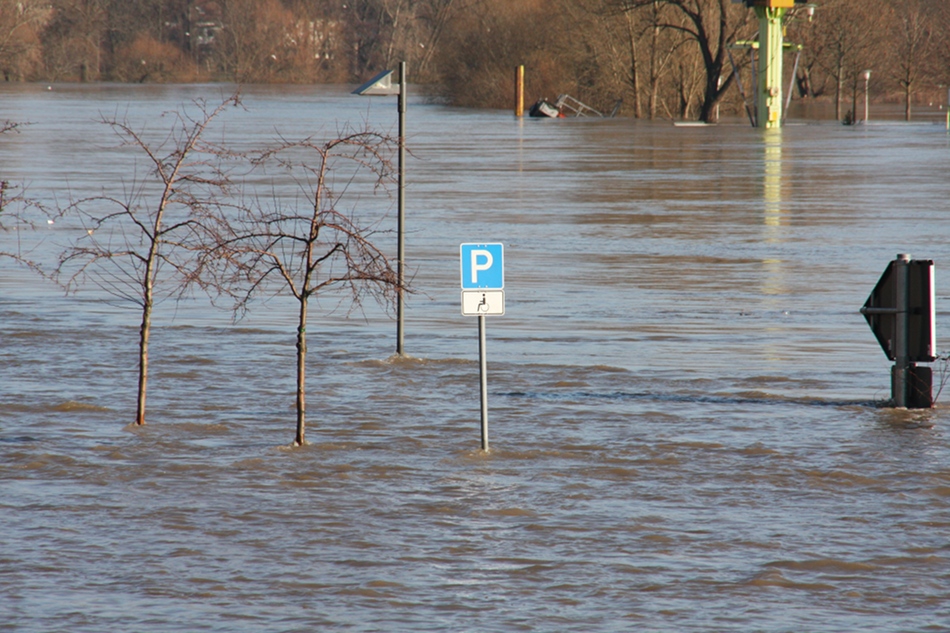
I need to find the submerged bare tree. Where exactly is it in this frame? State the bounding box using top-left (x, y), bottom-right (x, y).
top-left (202, 128), bottom-right (402, 447)
top-left (54, 96), bottom-right (239, 426)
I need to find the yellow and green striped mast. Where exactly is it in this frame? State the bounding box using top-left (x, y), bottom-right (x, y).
top-left (739, 0), bottom-right (808, 128)
top-left (756, 0), bottom-right (790, 128)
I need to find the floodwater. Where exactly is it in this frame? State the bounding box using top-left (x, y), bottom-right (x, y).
top-left (2, 84), bottom-right (950, 632)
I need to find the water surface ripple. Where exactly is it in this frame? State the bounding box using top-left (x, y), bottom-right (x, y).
top-left (2, 85), bottom-right (949, 632)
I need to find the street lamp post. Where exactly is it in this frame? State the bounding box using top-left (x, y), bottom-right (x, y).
top-left (863, 69), bottom-right (871, 123)
top-left (354, 61), bottom-right (408, 356)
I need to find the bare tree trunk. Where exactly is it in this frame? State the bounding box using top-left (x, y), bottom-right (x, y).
top-left (623, 9), bottom-right (642, 118)
top-left (851, 77), bottom-right (858, 123)
top-left (383, 0), bottom-right (404, 68)
top-left (417, 3), bottom-right (454, 80)
top-left (135, 181), bottom-right (163, 426)
top-left (649, 20), bottom-right (659, 119)
top-left (136, 300), bottom-right (151, 425)
top-left (295, 296), bottom-right (308, 446)
top-left (797, 67), bottom-right (812, 98)
top-left (905, 83), bottom-right (912, 121)
top-left (835, 60), bottom-right (843, 120)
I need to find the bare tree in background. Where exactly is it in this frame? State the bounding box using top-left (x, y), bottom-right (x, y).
top-left (199, 129), bottom-right (402, 447)
top-left (42, 0), bottom-right (109, 81)
top-left (889, 0), bottom-right (935, 121)
top-left (414, 0), bottom-right (459, 81)
top-left (54, 96), bottom-right (239, 426)
top-left (812, 0), bottom-right (888, 121)
top-left (935, 0), bottom-right (950, 90)
top-left (618, 0), bottom-right (753, 122)
top-left (436, 0), bottom-right (596, 110)
top-left (0, 0), bottom-right (49, 80)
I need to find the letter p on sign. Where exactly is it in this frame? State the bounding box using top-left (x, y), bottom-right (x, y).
top-left (460, 243), bottom-right (504, 289)
top-left (470, 250), bottom-right (493, 284)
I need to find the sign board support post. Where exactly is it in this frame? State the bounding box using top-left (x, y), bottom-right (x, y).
top-left (478, 315), bottom-right (489, 451)
top-left (893, 254), bottom-right (911, 407)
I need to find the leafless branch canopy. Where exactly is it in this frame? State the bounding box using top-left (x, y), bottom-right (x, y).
top-left (1, 119), bottom-right (23, 223)
top-left (1, 119), bottom-right (50, 269)
top-left (53, 95), bottom-right (242, 307)
top-left (200, 126), bottom-right (403, 319)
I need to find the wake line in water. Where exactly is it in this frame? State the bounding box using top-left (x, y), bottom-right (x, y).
top-left (500, 389), bottom-right (881, 409)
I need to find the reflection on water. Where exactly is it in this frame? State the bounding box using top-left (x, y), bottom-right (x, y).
top-left (762, 128), bottom-right (787, 297)
top-left (760, 129), bottom-right (787, 364)
top-left (2, 85), bottom-right (950, 632)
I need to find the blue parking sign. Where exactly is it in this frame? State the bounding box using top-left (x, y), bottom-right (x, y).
top-left (460, 243), bottom-right (504, 289)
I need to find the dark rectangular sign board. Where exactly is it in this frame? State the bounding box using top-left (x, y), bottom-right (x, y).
top-left (861, 259), bottom-right (935, 363)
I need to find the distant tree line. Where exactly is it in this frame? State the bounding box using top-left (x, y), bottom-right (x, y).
top-left (2, 0), bottom-right (949, 121)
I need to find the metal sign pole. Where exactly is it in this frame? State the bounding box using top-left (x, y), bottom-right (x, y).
top-left (478, 314), bottom-right (489, 451)
top-left (893, 253), bottom-right (911, 407)
top-left (396, 61), bottom-right (407, 356)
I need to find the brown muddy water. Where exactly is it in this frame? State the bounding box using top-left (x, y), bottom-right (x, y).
top-left (2, 84), bottom-right (950, 632)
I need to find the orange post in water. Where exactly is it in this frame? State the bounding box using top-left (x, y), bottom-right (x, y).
top-left (514, 65), bottom-right (524, 117)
